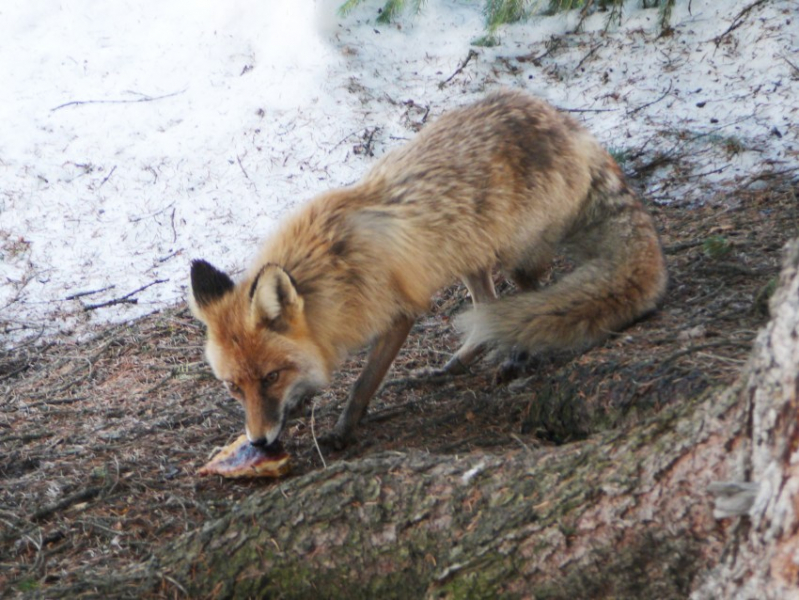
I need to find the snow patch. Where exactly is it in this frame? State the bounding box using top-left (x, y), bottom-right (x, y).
top-left (1, 0), bottom-right (796, 343)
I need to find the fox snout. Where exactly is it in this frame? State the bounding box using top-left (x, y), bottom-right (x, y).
top-left (238, 387), bottom-right (285, 447)
top-left (219, 378), bottom-right (286, 447)
top-left (244, 412), bottom-right (283, 447)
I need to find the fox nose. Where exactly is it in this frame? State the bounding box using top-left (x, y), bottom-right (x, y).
top-left (246, 421), bottom-right (282, 447)
top-left (245, 425), bottom-right (266, 447)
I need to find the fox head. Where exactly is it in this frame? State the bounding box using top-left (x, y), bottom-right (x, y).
top-left (189, 259), bottom-right (329, 447)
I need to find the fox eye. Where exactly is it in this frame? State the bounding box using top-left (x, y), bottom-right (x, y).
top-left (224, 381), bottom-right (243, 398)
top-left (262, 370), bottom-right (280, 386)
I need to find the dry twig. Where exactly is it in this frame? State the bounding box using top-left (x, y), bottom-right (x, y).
top-left (83, 279), bottom-right (167, 311)
top-left (51, 89), bottom-right (187, 112)
top-left (713, 0), bottom-right (769, 46)
top-left (439, 49), bottom-right (478, 89)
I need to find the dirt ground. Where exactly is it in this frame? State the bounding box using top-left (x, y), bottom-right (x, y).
top-left (1, 175), bottom-right (796, 597)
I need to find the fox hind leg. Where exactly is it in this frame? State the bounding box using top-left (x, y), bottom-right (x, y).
top-left (496, 247), bottom-right (554, 382)
top-left (412, 269), bottom-right (496, 379)
top-left (464, 268), bottom-right (498, 304)
top-left (442, 269), bottom-right (498, 373)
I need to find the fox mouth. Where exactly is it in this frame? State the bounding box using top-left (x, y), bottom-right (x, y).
top-left (250, 437), bottom-right (285, 457)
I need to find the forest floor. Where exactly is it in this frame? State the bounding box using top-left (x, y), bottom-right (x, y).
top-left (1, 172), bottom-right (796, 597)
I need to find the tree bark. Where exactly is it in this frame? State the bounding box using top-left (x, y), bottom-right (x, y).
top-left (692, 239), bottom-right (799, 599)
top-left (68, 241), bottom-right (799, 599)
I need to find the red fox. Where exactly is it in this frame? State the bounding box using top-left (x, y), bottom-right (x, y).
top-left (189, 89), bottom-right (667, 450)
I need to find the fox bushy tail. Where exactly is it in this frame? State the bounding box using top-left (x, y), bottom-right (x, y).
top-left (459, 211), bottom-right (668, 355)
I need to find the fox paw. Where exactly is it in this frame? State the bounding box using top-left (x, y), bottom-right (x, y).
top-left (495, 350), bottom-right (535, 385)
top-left (317, 429), bottom-right (354, 451)
top-left (411, 355), bottom-right (470, 380)
top-left (410, 366), bottom-right (452, 379)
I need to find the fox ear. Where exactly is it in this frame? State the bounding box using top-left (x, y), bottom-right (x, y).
top-left (249, 264), bottom-right (303, 331)
top-left (189, 260), bottom-right (235, 322)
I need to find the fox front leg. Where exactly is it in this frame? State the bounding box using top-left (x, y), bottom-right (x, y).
top-left (324, 314), bottom-right (415, 449)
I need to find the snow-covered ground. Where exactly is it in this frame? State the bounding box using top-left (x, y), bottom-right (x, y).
top-left (1, 0), bottom-right (796, 344)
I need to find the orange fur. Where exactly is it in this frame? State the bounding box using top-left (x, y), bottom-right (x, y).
top-left (189, 89), bottom-right (667, 448)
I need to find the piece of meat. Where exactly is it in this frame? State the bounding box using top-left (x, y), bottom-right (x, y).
top-left (198, 434), bottom-right (291, 479)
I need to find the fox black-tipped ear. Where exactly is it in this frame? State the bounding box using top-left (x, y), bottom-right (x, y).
top-left (190, 260), bottom-right (235, 316)
top-left (249, 264), bottom-right (303, 331)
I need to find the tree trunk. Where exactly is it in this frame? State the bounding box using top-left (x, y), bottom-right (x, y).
top-left (73, 241), bottom-right (799, 599)
top-left (125, 390), bottom-right (740, 600)
top-left (692, 239), bottom-right (799, 600)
